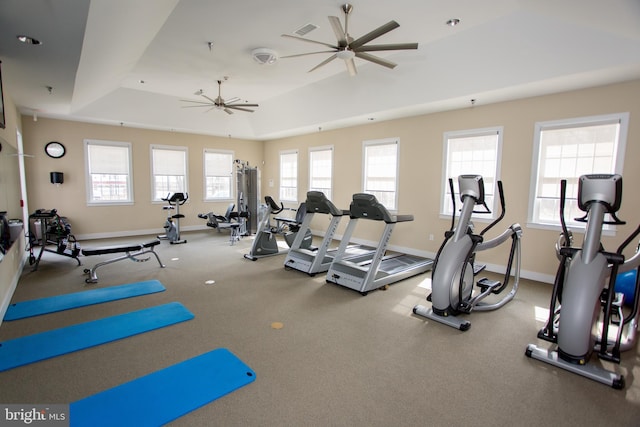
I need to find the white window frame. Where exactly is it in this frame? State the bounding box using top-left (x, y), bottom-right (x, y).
top-left (280, 150), bottom-right (298, 202)
top-left (362, 138), bottom-right (399, 211)
top-left (527, 112), bottom-right (629, 232)
top-left (150, 145), bottom-right (188, 202)
top-left (441, 127), bottom-right (503, 220)
top-left (308, 145), bottom-right (333, 200)
top-left (203, 149), bottom-right (234, 202)
top-left (84, 139), bottom-right (134, 206)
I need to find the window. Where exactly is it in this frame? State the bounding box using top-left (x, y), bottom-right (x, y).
top-left (528, 113), bottom-right (628, 229)
top-left (280, 150), bottom-right (298, 202)
top-left (442, 128), bottom-right (502, 218)
top-left (151, 145), bottom-right (188, 201)
top-left (309, 146), bottom-right (333, 200)
top-left (363, 138), bottom-right (399, 210)
top-left (204, 150), bottom-right (234, 200)
top-left (84, 139), bottom-right (133, 205)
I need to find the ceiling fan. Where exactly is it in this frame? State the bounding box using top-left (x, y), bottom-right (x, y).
top-left (281, 4), bottom-right (418, 76)
top-left (181, 79), bottom-right (258, 114)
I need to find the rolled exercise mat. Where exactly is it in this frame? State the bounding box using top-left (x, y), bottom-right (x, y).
top-left (0, 302), bottom-right (194, 372)
top-left (70, 348), bottom-right (256, 426)
top-left (3, 280), bottom-right (166, 321)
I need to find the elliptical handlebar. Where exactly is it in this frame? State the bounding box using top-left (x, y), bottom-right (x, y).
top-left (558, 180), bottom-right (572, 249)
top-left (479, 180), bottom-right (506, 237)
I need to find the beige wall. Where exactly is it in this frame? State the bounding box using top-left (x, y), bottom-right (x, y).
top-left (21, 119), bottom-right (264, 238)
top-left (20, 79), bottom-right (640, 282)
top-left (262, 80), bottom-right (640, 281)
top-left (0, 85), bottom-right (27, 324)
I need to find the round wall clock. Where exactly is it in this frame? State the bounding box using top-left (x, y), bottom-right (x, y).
top-left (45, 141), bottom-right (66, 158)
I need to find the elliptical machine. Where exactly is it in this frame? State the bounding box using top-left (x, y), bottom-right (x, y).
top-left (158, 192), bottom-right (188, 244)
top-left (413, 174), bottom-right (523, 331)
top-left (526, 174), bottom-right (640, 389)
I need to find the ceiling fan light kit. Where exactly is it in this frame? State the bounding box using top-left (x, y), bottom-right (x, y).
top-left (281, 4), bottom-right (418, 76)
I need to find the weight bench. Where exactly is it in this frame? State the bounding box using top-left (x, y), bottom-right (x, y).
top-left (81, 240), bottom-right (165, 284)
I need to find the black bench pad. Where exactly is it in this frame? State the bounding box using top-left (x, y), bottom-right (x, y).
top-left (82, 240), bottom-right (160, 257)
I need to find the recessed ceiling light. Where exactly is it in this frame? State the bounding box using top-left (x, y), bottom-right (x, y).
top-left (17, 35), bottom-right (42, 45)
top-left (446, 19), bottom-right (460, 27)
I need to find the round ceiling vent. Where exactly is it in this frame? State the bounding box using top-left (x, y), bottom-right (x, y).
top-left (252, 48), bottom-right (278, 65)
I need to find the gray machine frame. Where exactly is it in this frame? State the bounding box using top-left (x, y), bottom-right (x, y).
top-left (325, 193), bottom-right (433, 295)
top-left (413, 175), bottom-right (522, 330)
top-left (284, 191), bottom-right (376, 276)
top-left (244, 196), bottom-right (311, 261)
top-left (526, 174), bottom-right (640, 389)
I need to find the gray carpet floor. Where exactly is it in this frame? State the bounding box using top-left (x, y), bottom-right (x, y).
top-left (1, 230), bottom-right (639, 426)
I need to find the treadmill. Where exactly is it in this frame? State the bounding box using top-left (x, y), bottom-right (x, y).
top-left (284, 191), bottom-right (376, 276)
top-left (326, 193), bottom-right (434, 295)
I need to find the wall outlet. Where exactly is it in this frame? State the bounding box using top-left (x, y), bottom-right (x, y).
top-left (429, 233), bottom-right (434, 241)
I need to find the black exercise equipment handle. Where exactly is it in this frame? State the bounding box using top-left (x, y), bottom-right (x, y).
top-left (559, 180), bottom-right (571, 248)
top-left (480, 181), bottom-right (505, 237)
top-left (448, 178), bottom-right (456, 232)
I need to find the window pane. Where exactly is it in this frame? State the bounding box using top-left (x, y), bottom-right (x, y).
top-left (152, 146), bottom-right (187, 201)
top-left (309, 148), bottom-right (332, 200)
top-left (531, 116), bottom-right (624, 227)
top-left (443, 130), bottom-right (500, 217)
top-left (280, 151), bottom-right (297, 202)
top-left (85, 140), bottom-right (133, 204)
top-left (364, 140), bottom-right (398, 210)
top-left (204, 151), bottom-right (233, 200)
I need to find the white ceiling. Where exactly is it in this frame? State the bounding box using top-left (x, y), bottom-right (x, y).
top-left (1, 0), bottom-right (639, 140)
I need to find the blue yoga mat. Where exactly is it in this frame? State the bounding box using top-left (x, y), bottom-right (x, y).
top-left (70, 348), bottom-right (256, 427)
top-left (3, 280), bottom-right (166, 321)
top-left (0, 302), bottom-right (193, 372)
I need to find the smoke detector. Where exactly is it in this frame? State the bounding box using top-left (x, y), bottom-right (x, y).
top-left (252, 48), bottom-right (278, 65)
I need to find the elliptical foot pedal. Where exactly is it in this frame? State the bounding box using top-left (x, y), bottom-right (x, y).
top-left (477, 277), bottom-right (501, 292)
top-left (473, 263), bottom-right (486, 275)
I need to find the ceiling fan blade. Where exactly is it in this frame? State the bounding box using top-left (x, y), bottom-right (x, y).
top-left (349, 20), bottom-right (399, 50)
top-left (355, 52), bottom-right (397, 69)
top-left (180, 100), bottom-right (214, 106)
top-left (225, 97), bottom-right (240, 104)
top-left (224, 108), bottom-right (234, 115)
top-left (226, 103), bottom-right (259, 108)
top-left (308, 54), bottom-right (338, 73)
top-left (181, 104), bottom-right (214, 108)
top-left (346, 58), bottom-right (357, 76)
top-left (280, 50), bottom-right (336, 59)
top-left (328, 16), bottom-right (347, 46)
top-left (281, 34), bottom-right (338, 50)
top-left (225, 106), bottom-right (256, 113)
top-left (202, 95), bottom-right (218, 104)
top-left (355, 42), bottom-right (418, 52)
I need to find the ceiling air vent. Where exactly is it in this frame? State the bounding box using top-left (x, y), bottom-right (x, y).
top-left (294, 23), bottom-right (318, 36)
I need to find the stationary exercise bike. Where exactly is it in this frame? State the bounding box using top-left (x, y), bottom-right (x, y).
top-left (244, 196), bottom-right (312, 261)
top-left (526, 174), bottom-right (640, 389)
top-left (158, 192), bottom-right (188, 244)
top-left (413, 174), bottom-right (523, 331)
